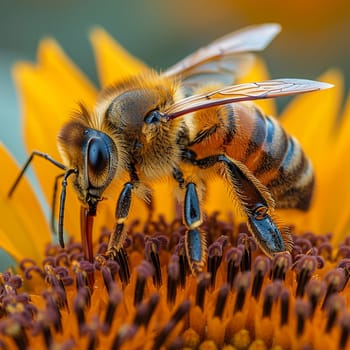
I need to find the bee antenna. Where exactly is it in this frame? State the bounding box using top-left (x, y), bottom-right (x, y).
top-left (8, 150), bottom-right (66, 198)
top-left (58, 168), bottom-right (77, 248)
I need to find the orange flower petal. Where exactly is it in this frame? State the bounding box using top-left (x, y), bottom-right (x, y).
top-left (0, 228), bottom-right (22, 263)
top-left (12, 40), bottom-right (98, 242)
top-left (0, 144), bottom-right (50, 261)
top-left (150, 181), bottom-right (177, 222)
top-left (37, 39), bottom-right (97, 104)
top-left (90, 28), bottom-right (149, 87)
top-left (281, 69), bottom-right (343, 164)
top-left (12, 63), bottom-right (81, 241)
top-left (328, 92), bottom-right (350, 241)
top-left (334, 91), bottom-right (350, 163)
top-left (279, 70), bottom-right (343, 235)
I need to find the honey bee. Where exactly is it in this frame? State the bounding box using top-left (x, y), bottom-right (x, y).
top-left (10, 23), bottom-right (332, 279)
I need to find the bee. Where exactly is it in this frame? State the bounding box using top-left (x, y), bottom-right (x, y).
top-left (10, 23), bottom-right (332, 280)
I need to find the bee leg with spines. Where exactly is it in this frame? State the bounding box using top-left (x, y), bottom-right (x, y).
top-left (183, 182), bottom-right (207, 274)
top-left (104, 182), bottom-right (134, 284)
top-left (222, 158), bottom-right (289, 255)
top-left (51, 173), bottom-right (65, 236)
top-left (172, 166), bottom-right (207, 274)
top-left (191, 153), bottom-right (292, 257)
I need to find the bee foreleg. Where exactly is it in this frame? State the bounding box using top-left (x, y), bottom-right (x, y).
top-left (105, 182), bottom-right (134, 284)
top-left (183, 182), bottom-right (207, 274)
top-left (194, 154), bottom-right (291, 256)
top-left (51, 173), bottom-right (65, 236)
top-left (106, 182), bottom-right (133, 254)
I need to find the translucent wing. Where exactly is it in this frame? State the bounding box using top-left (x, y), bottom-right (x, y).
top-left (169, 54), bottom-right (256, 95)
top-left (164, 79), bottom-right (333, 119)
top-left (163, 23), bottom-right (281, 90)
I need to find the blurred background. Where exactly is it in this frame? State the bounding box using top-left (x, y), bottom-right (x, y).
top-left (1, 0), bottom-right (350, 162)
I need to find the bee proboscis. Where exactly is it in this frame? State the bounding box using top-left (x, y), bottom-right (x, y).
top-left (9, 23), bottom-right (332, 283)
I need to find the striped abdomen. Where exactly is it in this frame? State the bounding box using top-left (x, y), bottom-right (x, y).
top-left (227, 103), bottom-right (314, 210)
top-left (190, 101), bottom-right (314, 211)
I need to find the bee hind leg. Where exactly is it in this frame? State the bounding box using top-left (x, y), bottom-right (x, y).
top-left (246, 204), bottom-right (289, 256)
top-left (194, 154), bottom-right (292, 256)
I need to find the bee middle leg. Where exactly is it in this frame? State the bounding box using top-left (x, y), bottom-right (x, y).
top-left (173, 167), bottom-right (207, 274)
top-left (104, 181), bottom-right (134, 284)
top-left (192, 154), bottom-right (292, 256)
top-left (183, 182), bottom-right (207, 274)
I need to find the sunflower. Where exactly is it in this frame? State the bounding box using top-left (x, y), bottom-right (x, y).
top-left (0, 27), bottom-right (350, 349)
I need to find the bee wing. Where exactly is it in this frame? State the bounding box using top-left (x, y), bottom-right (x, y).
top-left (163, 23), bottom-right (281, 89)
top-left (169, 54), bottom-right (256, 95)
top-left (164, 79), bottom-right (333, 119)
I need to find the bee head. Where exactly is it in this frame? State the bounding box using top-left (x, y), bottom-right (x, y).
top-left (58, 119), bottom-right (118, 207)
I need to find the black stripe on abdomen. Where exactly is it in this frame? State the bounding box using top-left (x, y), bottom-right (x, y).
top-left (267, 136), bottom-right (314, 210)
top-left (244, 107), bottom-right (267, 161)
top-left (221, 104), bottom-right (236, 145)
top-left (253, 116), bottom-right (288, 177)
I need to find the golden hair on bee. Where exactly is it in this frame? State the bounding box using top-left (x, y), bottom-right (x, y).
top-left (95, 70), bottom-right (182, 125)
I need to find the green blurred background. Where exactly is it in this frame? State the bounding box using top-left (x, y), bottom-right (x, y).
top-left (1, 0), bottom-right (350, 162)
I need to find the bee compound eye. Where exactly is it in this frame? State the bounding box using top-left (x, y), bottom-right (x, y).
top-left (87, 138), bottom-right (109, 175)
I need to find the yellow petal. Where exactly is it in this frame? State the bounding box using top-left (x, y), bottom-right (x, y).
top-left (308, 73), bottom-right (344, 235)
top-left (0, 228), bottom-right (23, 263)
top-left (150, 181), bottom-right (177, 222)
top-left (12, 63), bottom-right (80, 240)
top-left (0, 144), bottom-right (50, 261)
top-left (12, 40), bottom-right (98, 241)
top-left (328, 92), bottom-right (350, 241)
top-left (333, 188), bottom-right (350, 243)
top-left (280, 70), bottom-right (344, 236)
top-left (0, 201), bottom-right (44, 263)
top-left (334, 91), bottom-right (350, 163)
top-left (90, 28), bottom-right (149, 87)
top-left (280, 69), bottom-right (343, 163)
top-left (37, 38), bottom-right (96, 104)
top-left (14, 39), bottom-right (97, 157)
